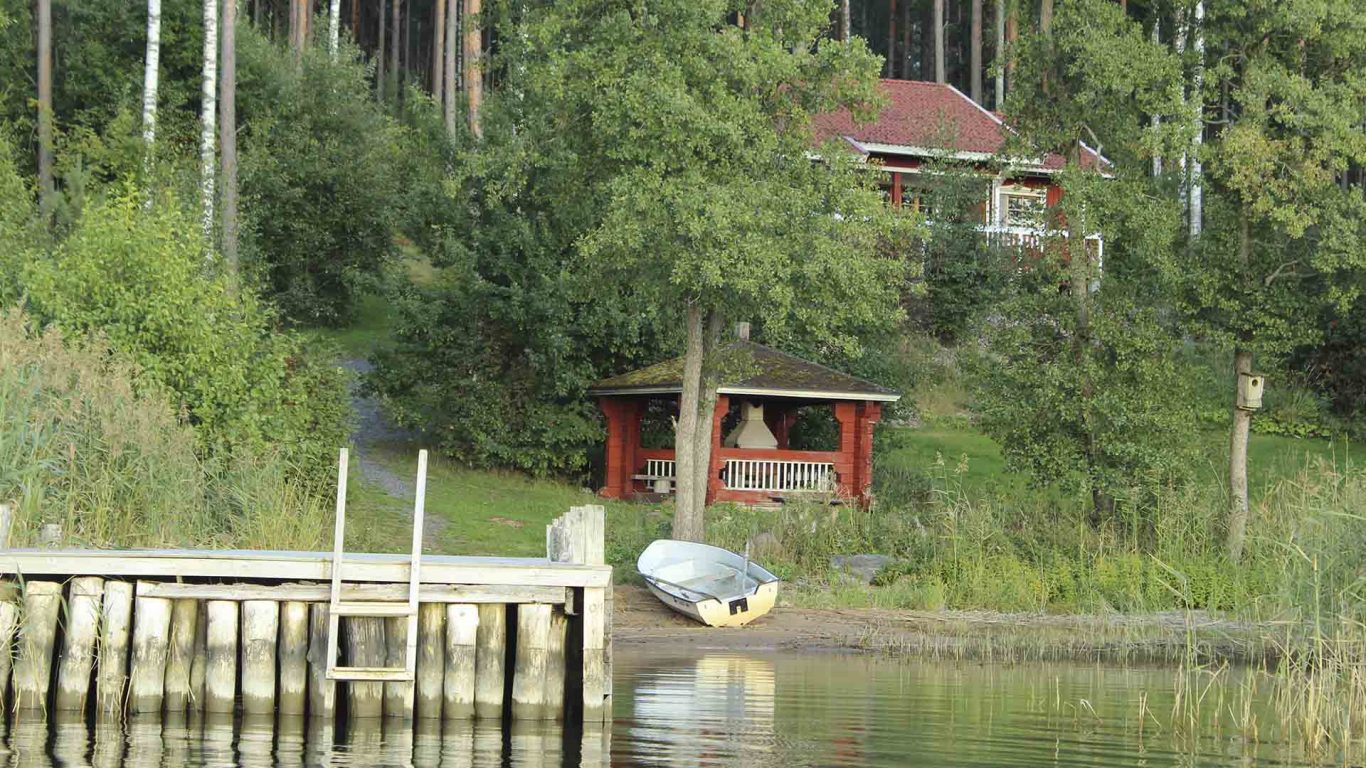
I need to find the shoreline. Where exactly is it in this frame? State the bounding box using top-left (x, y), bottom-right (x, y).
top-left (613, 585), bottom-right (1281, 663)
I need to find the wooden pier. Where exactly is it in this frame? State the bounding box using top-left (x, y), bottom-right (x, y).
top-left (0, 504), bottom-right (613, 725)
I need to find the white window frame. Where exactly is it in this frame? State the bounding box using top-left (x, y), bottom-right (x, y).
top-left (996, 184), bottom-right (1047, 228)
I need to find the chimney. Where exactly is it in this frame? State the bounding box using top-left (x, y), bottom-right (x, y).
top-left (734, 322), bottom-right (751, 341)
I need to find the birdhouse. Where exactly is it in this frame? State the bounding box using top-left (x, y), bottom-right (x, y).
top-left (1237, 372), bottom-right (1265, 411)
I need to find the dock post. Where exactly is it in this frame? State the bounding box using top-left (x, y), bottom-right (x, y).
top-left (278, 601), bottom-right (310, 716)
top-left (415, 602), bottom-right (445, 719)
top-left (443, 604), bottom-right (478, 719)
top-left (14, 579), bottom-right (62, 710)
top-left (345, 616), bottom-right (386, 718)
top-left (128, 585), bottom-right (173, 714)
top-left (473, 603), bottom-right (506, 719)
top-left (55, 577), bottom-right (104, 711)
top-left (0, 592), bottom-right (16, 705)
top-left (512, 603), bottom-right (552, 719)
top-left (573, 505), bottom-right (610, 721)
top-left (545, 610), bottom-right (567, 720)
top-left (204, 600), bottom-right (239, 713)
top-left (96, 580), bottom-right (134, 716)
top-left (307, 602), bottom-right (337, 720)
top-left (188, 604), bottom-right (207, 710)
top-left (241, 599), bottom-right (280, 714)
top-left (162, 598), bottom-right (199, 712)
top-left (384, 615), bottom-right (415, 718)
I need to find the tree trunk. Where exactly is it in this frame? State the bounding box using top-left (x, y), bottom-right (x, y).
top-left (1188, 0), bottom-right (1204, 238)
top-left (934, 0), bottom-right (945, 83)
top-left (200, 0), bottom-right (219, 250)
top-left (1004, 1), bottom-right (1016, 89)
top-left (886, 0), bottom-right (896, 79)
top-left (463, 0), bottom-right (481, 137)
top-left (993, 0), bottom-right (1004, 108)
top-left (328, 0), bottom-right (340, 57)
top-left (673, 304), bottom-right (707, 542)
top-left (289, 0), bottom-right (301, 63)
top-left (1151, 15), bottom-right (1162, 177)
top-left (839, 0), bottom-right (850, 41)
top-left (1040, 0), bottom-right (1052, 34)
top-left (970, 0), bottom-right (982, 101)
top-left (1174, 5), bottom-right (1188, 214)
top-left (142, 0), bottom-right (162, 156)
top-left (688, 311), bottom-right (723, 535)
top-left (377, 0), bottom-right (386, 99)
top-left (432, 0), bottom-right (445, 100)
top-left (443, 0), bottom-right (456, 136)
top-left (352, 0), bottom-right (360, 37)
top-left (390, 0), bottom-right (401, 101)
top-left (221, 0), bottom-right (239, 284)
top-left (900, 0), bottom-right (910, 79)
top-left (1227, 214), bottom-right (1253, 562)
top-left (36, 0), bottom-right (54, 220)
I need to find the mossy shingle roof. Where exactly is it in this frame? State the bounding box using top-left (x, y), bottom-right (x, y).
top-left (588, 340), bottom-right (900, 402)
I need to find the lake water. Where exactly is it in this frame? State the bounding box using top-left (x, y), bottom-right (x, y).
top-left (0, 648), bottom-right (1321, 767)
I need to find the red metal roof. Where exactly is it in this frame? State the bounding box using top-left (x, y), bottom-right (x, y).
top-left (812, 79), bottom-right (1106, 173)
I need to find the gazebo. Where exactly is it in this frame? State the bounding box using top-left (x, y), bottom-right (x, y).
top-left (588, 328), bottom-right (900, 506)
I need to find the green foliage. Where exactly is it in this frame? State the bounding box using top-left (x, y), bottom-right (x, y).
top-left (0, 308), bottom-right (330, 549)
top-left (236, 29), bottom-right (407, 325)
top-left (15, 186), bottom-right (351, 472)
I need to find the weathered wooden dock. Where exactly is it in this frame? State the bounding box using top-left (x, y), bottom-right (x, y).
top-left (0, 504), bottom-right (613, 724)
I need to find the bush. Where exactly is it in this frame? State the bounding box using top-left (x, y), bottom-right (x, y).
top-left (17, 186), bottom-right (351, 474)
top-left (0, 309), bottom-right (329, 549)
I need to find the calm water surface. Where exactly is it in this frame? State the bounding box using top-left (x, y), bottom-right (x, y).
top-left (0, 648), bottom-right (1319, 767)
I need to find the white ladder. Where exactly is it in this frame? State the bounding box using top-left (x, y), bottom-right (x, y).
top-left (325, 447), bottom-right (427, 682)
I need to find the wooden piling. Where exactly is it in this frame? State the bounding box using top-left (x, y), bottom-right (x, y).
top-left (188, 602), bottom-right (207, 708)
top-left (345, 616), bottom-right (386, 718)
top-left (416, 602), bottom-right (445, 719)
top-left (512, 603), bottom-right (552, 720)
top-left (241, 599), bottom-right (279, 714)
top-left (55, 576), bottom-right (104, 711)
top-left (14, 579), bottom-right (62, 710)
top-left (162, 597), bottom-right (199, 712)
top-left (0, 594), bottom-right (16, 705)
top-left (204, 600), bottom-right (239, 713)
top-left (96, 580), bottom-right (134, 716)
top-left (473, 603), bottom-right (506, 719)
top-left (307, 602), bottom-right (337, 719)
top-left (278, 601), bottom-right (310, 716)
top-left (128, 585), bottom-right (173, 714)
top-left (545, 610), bottom-right (567, 720)
top-left (384, 615), bottom-right (415, 717)
top-left (443, 604), bottom-right (478, 719)
top-left (575, 506), bottom-right (610, 721)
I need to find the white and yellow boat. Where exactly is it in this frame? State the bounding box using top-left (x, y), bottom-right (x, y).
top-left (637, 540), bottom-right (780, 627)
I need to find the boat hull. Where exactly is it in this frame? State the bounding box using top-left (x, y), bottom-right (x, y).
top-left (644, 577), bottom-right (779, 627)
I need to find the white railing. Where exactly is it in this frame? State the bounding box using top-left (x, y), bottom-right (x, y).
top-left (644, 459), bottom-right (676, 479)
top-left (974, 225), bottom-right (1104, 262)
top-left (723, 459), bottom-right (836, 494)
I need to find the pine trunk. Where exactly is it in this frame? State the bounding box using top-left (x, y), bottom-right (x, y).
top-left (464, 0), bottom-right (481, 136)
top-left (36, 0), bottom-right (54, 219)
top-left (221, 0), bottom-right (239, 283)
top-left (934, 0), bottom-right (945, 83)
top-left (390, 0), bottom-right (401, 101)
top-left (993, 0), bottom-right (1004, 107)
top-left (443, 0), bottom-right (457, 136)
top-left (377, 0), bottom-right (386, 99)
top-left (200, 0), bottom-right (219, 251)
top-left (432, 0), bottom-right (445, 99)
top-left (970, 0), bottom-right (982, 101)
top-left (673, 305), bottom-right (707, 542)
top-left (885, 0), bottom-right (896, 78)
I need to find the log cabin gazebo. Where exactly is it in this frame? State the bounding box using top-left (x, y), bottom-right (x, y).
top-left (589, 329), bottom-right (900, 506)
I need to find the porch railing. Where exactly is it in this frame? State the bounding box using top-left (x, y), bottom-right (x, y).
top-left (643, 458), bottom-right (676, 479)
top-left (722, 458), bottom-right (836, 494)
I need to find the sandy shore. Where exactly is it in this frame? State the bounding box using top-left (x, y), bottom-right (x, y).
top-left (613, 585), bottom-right (1275, 661)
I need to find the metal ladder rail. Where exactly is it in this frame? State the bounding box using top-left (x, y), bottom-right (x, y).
top-left (325, 448), bottom-right (427, 681)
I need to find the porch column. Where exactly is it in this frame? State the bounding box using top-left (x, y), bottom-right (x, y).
top-left (704, 395), bottom-right (730, 506)
top-left (833, 402), bottom-right (858, 499)
top-left (853, 402), bottom-right (883, 505)
top-left (597, 398), bottom-right (631, 499)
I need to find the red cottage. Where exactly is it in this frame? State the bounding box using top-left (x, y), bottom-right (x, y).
top-left (812, 79), bottom-right (1110, 257)
top-left (589, 328), bottom-right (900, 507)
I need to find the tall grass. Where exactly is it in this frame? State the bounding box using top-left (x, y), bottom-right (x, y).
top-left (0, 309), bottom-right (330, 549)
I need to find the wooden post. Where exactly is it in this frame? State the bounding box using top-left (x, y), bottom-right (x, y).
top-left (473, 603), bottom-right (506, 719)
top-left (188, 602), bottom-right (207, 710)
top-left (345, 616), bottom-right (386, 718)
top-left (384, 615), bottom-right (415, 717)
top-left (278, 601), bottom-right (310, 716)
top-left (204, 600), bottom-right (239, 714)
top-left (128, 587), bottom-right (173, 714)
top-left (162, 598), bottom-right (199, 712)
top-left (308, 602), bottom-right (337, 719)
top-left (511, 604), bottom-right (551, 719)
top-left (416, 602), bottom-right (445, 719)
top-left (14, 580), bottom-right (62, 710)
top-left (0, 502), bottom-right (12, 547)
top-left (241, 600), bottom-right (280, 714)
top-left (443, 604), bottom-right (478, 719)
top-left (0, 592), bottom-right (17, 706)
top-left (96, 581), bottom-right (134, 716)
top-left (545, 610), bottom-right (567, 720)
top-left (573, 506), bottom-right (610, 721)
top-left (55, 577), bottom-right (104, 711)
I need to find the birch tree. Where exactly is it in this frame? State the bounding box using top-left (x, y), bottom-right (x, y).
top-left (200, 0), bottom-right (219, 247)
top-left (329, 0), bottom-right (340, 59)
top-left (221, 0), bottom-right (239, 280)
top-left (142, 0), bottom-right (162, 150)
top-left (934, 0), bottom-right (945, 83)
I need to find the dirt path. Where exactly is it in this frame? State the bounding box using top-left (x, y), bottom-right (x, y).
top-left (613, 585), bottom-right (1277, 661)
top-left (342, 358), bottom-right (447, 545)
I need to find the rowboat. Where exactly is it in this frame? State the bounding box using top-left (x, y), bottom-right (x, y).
top-left (636, 540), bottom-right (780, 627)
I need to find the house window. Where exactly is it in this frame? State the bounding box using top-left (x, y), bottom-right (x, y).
top-left (1000, 188), bottom-right (1046, 228)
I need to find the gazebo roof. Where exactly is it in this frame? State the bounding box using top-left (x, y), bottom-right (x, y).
top-left (588, 340), bottom-right (900, 402)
